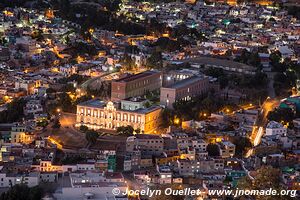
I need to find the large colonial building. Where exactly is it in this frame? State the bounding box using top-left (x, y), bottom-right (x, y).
top-left (111, 70), bottom-right (162, 101)
top-left (76, 99), bottom-right (162, 134)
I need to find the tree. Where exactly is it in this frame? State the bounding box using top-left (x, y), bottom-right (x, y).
top-left (109, 0), bottom-right (122, 12)
top-left (206, 144), bottom-right (220, 157)
top-left (248, 52), bottom-right (262, 69)
top-left (0, 184), bottom-right (44, 200)
top-left (270, 51), bottom-right (284, 72)
top-left (146, 51), bottom-right (163, 69)
top-left (230, 136), bottom-right (252, 156)
top-left (0, 98), bottom-right (26, 123)
top-left (268, 108), bottom-right (295, 124)
top-left (46, 87), bottom-right (56, 94)
top-left (237, 166), bottom-right (289, 200)
top-left (85, 130), bottom-right (99, 144)
top-left (135, 128), bottom-right (141, 134)
top-left (116, 125), bottom-right (134, 136)
top-left (121, 54), bottom-right (136, 71)
top-left (79, 125), bottom-right (89, 132)
top-left (58, 92), bottom-right (75, 112)
top-left (52, 119), bottom-right (61, 129)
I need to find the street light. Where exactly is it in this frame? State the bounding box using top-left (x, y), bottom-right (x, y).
top-left (56, 108), bottom-right (61, 113)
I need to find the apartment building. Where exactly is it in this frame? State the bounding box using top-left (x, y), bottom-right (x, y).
top-left (126, 134), bottom-right (164, 155)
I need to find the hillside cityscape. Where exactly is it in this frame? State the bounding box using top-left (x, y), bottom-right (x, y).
top-left (0, 0), bottom-right (299, 199)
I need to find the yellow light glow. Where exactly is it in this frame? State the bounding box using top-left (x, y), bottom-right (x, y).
top-left (89, 28), bottom-right (94, 34)
top-left (76, 56), bottom-right (84, 63)
top-left (174, 118), bottom-right (180, 124)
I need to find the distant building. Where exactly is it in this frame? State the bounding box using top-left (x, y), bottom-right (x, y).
top-left (218, 141), bottom-right (235, 158)
top-left (111, 70), bottom-right (162, 101)
top-left (126, 134), bottom-right (164, 155)
top-left (24, 99), bottom-right (43, 116)
top-left (0, 46), bottom-right (10, 61)
top-left (0, 172), bottom-right (39, 188)
top-left (160, 75), bottom-right (210, 109)
top-left (53, 171), bottom-right (127, 200)
top-left (10, 124), bottom-right (34, 144)
top-left (76, 99), bottom-right (162, 133)
top-left (266, 121), bottom-right (287, 136)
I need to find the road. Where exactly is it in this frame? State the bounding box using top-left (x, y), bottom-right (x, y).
top-left (246, 98), bottom-right (280, 157)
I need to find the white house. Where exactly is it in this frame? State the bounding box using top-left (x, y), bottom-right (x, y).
top-left (265, 121), bottom-right (287, 136)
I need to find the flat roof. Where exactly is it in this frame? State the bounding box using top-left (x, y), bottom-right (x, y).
top-left (115, 70), bottom-right (159, 83)
top-left (78, 99), bottom-right (106, 108)
top-left (78, 99), bottom-right (161, 114)
top-left (181, 56), bottom-right (255, 71)
top-left (163, 75), bottom-right (206, 89)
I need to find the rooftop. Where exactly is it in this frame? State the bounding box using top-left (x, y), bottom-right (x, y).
top-left (114, 70), bottom-right (159, 83)
top-left (163, 75), bottom-right (207, 89)
top-left (181, 56), bottom-right (255, 71)
top-left (266, 121), bottom-right (285, 129)
top-left (78, 99), bottom-right (161, 114)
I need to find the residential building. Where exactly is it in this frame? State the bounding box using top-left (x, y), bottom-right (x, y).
top-left (266, 121), bottom-right (287, 137)
top-left (10, 124), bottom-right (34, 144)
top-left (218, 141), bottom-right (235, 158)
top-left (0, 172), bottom-right (39, 188)
top-left (126, 134), bottom-right (164, 155)
top-left (53, 172), bottom-right (127, 200)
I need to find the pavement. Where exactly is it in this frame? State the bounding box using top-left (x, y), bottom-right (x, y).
top-left (44, 112), bottom-right (88, 149)
top-left (246, 97), bottom-right (280, 157)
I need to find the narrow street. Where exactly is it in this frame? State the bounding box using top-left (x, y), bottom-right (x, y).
top-left (246, 98), bottom-right (280, 157)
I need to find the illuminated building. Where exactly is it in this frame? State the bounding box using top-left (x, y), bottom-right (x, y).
top-left (76, 99), bottom-right (162, 134)
top-left (10, 125), bottom-right (34, 144)
top-left (160, 75), bottom-right (210, 109)
top-left (111, 70), bottom-right (162, 101)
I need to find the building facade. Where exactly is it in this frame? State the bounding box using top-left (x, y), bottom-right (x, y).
top-left (266, 121), bottom-right (287, 136)
top-left (111, 70), bottom-right (162, 101)
top-left (160, 75), bottom-right (210, 109)
top-left (76, 99), bottom-right (162, 134)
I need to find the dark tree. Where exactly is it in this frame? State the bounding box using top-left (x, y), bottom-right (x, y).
top-left (79, 125), bottom-right (89, 132)
top-left (85, 130), bottom-right (99, 144)
top-left (230, 136), bottom-right (252, 156)
top-left (268, 108), bottom-right (295, 123)
top-left (0, 184), bottom-right (44, 200)
top-left (0, 98), bottom-right (26, 123)
top-left (116, 125), bottom-right (134, 136)
top-left (52, 119), bottom-right (61, 129)
top-left (207, 144), bottom-right (220, 157)
top-left (146, 51), bottom-right (163, 69)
